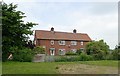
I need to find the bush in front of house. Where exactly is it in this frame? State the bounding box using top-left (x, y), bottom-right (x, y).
top-left (55, 54), bottom-right (94, 62)
top-left (67, 56), bottom-right (79, 61)
top-left (78, 53), bottom-right (94, 61)
top-left (54, 56), bottom-right (78, 62)
top-left (76, 49), bottom-right (83, 55)
top-left (65, 51), bottom-right (77, 55)
top-left (55, 56), bottom-right (68, 62)
top-left (33, 46), bottom-right (45, 54)
top-left (11, 47), bottom-right (35, 62)
top-left (54, 55), bottom-right (93, 62)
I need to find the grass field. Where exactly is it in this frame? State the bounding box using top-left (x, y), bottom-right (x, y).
top-left (2, 60), bottom-right (119, 74)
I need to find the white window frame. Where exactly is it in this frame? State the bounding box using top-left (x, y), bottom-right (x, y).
top-left (71, 41), bottom-right (77, 45)
top-left (71, 49), bottom-right (77, 53)
top-left (59, 49), bottom-right (65, 55)
top-left (80, 41), bottom-right (83, 45)
top-left (58, 40), bottom-right (65, 45)
top-left (50, 40), bottom-right (54, 45)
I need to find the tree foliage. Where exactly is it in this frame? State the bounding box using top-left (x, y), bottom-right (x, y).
top-left (111, 49), bottom-right (119, 60)
top-left (85, 40), bottom-right (109, 59)
top-left (111, 45), bottom-right (120, 60)
top-left (2, 3), bottom-right (37, 61)
top-left (85, 40), bottom-right (109, 55)
top-left (10, 46), bottom-right (35, 62)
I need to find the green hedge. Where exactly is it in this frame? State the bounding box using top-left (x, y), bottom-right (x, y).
top-left (65, 51), bottom-right (77, 55)
top-left (55, 53), bottom-right (94, 62)
top-left (78, 53), bottom-right (94, 61)
top-left (55, 56), bottom-right (79, 62)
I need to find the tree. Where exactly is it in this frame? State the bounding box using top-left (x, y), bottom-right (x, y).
top-left (26, 40), bottom-right (35, 49)
top-left (111, 44), bottom-right (120, 60)
top-left (2, 3), bottom-right (37, 61)
top-left (33, 46), bottom-right (45, 54)
top-left (111, 49), bottom-right (120, 60)
top-left (85, 40), bottom-right (109, 60)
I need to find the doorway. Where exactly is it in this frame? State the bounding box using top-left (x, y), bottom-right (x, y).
top-left (50, 48), bottom-right (55, 56)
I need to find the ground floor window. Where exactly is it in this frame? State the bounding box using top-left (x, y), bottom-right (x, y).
top-left (59, 49), bottom-right (65, 55)
top-left (80, 48), bottom-right (84, 52)
top-left (71, 49), bottom-right (77, 53)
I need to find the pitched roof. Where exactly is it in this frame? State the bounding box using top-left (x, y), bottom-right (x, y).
top-left (35, 30), bottom-right (91, 41)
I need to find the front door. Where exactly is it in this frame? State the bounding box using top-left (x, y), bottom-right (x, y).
top-left (50, 48), bottom-right (55, 56)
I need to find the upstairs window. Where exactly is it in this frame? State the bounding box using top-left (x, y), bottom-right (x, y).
top-left (80, 41), bottom-right (83, 45)
top-left (51, 40), bottom-right (54, 45)
top-left (71, 41), bottom-right (77, 45)
top-left (58, 40), bottom-right (65, 45)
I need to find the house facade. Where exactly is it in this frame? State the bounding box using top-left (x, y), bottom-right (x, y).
top-left (34, 27), bottom-right (91, 56)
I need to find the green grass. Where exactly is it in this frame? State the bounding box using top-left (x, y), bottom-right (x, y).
top-left (2, 61), bottom-right (58, 74)
top-left (2, 60), bottom-right (119, 74)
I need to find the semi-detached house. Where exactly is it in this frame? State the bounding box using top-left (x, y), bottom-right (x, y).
top-left (34, 27), bottom-right (92, 56)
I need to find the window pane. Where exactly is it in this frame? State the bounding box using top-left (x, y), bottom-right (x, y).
top-left (58, 40), bottom-right (65, 45)
top-left (71, 49), bottom-right (77, 53)
top-left (81, 41), bottom-right (83, 45)
top-left (59, 49), bottom-right (65, 55)
top-left (71, 41), bottom-right (77, 45)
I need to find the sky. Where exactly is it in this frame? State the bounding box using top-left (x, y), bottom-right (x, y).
top-left (4, 0), bottom-right (119, 49)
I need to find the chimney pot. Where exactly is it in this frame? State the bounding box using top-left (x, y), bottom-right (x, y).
top-left (51, 27), bottom-right (54, 31)
top-left (73, 29), bottom-right (77, 33)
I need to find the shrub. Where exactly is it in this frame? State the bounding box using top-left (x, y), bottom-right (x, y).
top-left (55, 56), bottom-right (68, 62)
top-left (92, 50), bottom-right (105, 60)
top-left (105, 54), bottom-right (113, 60)
top-left (12, 47), bottom-right (35, 62)
top-left (55, 53), bottom-right (94, 62)
top-left (55, 56), bottom-right (80, 62)
top-left (76, 49), bottom-right (82, 55)
top-left (67, 56), bottom-right (79, 62)
top-left (33, 46), bottom-right (45, 54)
top-left (65, 51), bottom-right (77, 55)
top-left (79, 53), bottom-right (94, 61)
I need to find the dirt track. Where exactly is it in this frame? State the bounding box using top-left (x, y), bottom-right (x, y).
top-left (57, 64), bottom-right (118, 74)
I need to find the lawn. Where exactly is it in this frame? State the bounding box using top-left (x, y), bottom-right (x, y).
top-left (2, 60), bottom-right (119, 74)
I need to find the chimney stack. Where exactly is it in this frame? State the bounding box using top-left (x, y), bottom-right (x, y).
top-left (73, 29), bottom-right (77, 33)
top-left (51, 27), bottom-right (54, 31)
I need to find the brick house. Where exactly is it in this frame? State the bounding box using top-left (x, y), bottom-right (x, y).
top-left (34, 27), bottom-right (91, 56)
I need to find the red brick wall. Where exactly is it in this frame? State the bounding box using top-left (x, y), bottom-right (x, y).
top-left (36, 39), bottom-right (89, 55)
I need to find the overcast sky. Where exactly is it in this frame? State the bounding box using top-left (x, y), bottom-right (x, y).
top-left (4, 0), bottom-right (119, 49)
